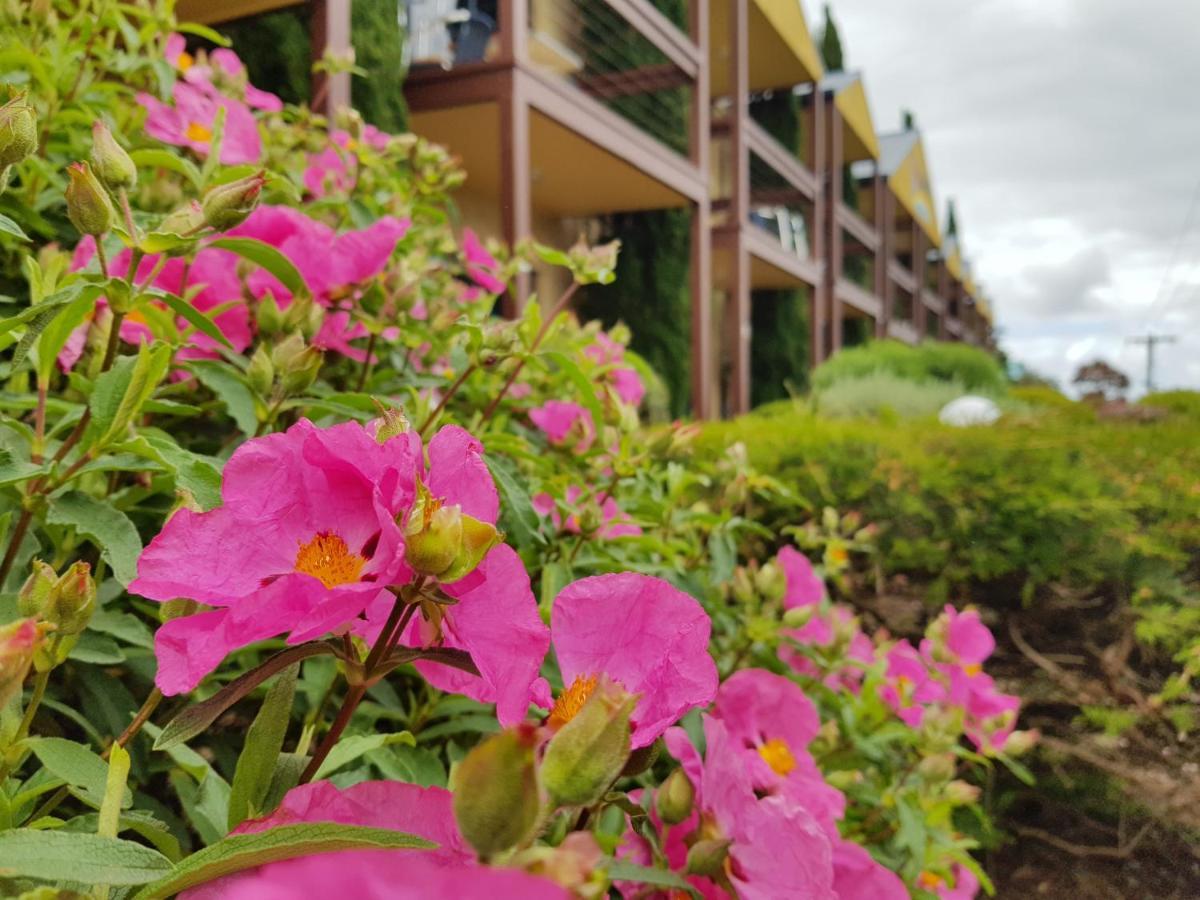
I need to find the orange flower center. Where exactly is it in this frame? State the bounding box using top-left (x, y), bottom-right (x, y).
top-left (176, 51), bottom-right (195, 72)
top-left (548, 673), bottom-right (598, 729)
top-left (917, 871), bottom-right (945, 890)
top-left (758, 737), bottom-right (797, 777)
top-left (184, 121), bottom-right (212, 144)
top-left (294, 532), bottom-right (366, 588)
top-left (963, 663), bottom-right (982, 676)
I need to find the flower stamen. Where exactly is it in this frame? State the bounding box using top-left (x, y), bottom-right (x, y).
top-left (295, 532), bottom-right (366, 588)
top-left (758, 737), bottom-right (797, 777)
top-left (185, 121), bottom-right (213, 144)
top-left (548, 673), bottom-right (598, 729)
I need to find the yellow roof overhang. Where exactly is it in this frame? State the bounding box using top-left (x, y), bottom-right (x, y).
top-left (711, 0), bottom-right (824, 95)
top-left (887, 137), bottom-right (940, 246)
top-left (177, 0), bottom-right (296, 25)
top-left (977, 297), bottom-right (993, 323)
top-left (944, 247), bottom-right (964, 282)
top-left (833, 79), bottom-right (879, 161)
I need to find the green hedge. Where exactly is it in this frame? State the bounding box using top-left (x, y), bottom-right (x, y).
top-left (812, 339), bottom-right (1006, 393)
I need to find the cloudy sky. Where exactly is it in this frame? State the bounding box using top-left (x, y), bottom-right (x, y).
top-left (824, 0), bottom-right (1200, 393)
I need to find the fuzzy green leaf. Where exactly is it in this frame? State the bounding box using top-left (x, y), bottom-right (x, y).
top-left (227, 664), bottom-right (298, 830)
top-left (0, 830), bottom-right (172, 885)
top-left (46, 491), bottom-right (142, 586)
top-left (207, 237), bottom-right (307, 297)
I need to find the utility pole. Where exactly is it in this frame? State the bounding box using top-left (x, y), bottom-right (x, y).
top-left (1126, 334), bottom-right (1178, 394)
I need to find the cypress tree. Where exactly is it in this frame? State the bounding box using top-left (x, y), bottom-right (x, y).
top-left (819, 5), bottom-right (844, 71)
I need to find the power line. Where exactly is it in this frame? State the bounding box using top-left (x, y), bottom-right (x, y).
top-left (1126, 333), bottom-right (1178, 394)
top-left (1146, 176), bottom-right (1200, 327)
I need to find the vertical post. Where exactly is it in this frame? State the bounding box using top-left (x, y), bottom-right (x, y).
top-left (823, 88), bottom-right (843, 357)
top-left (690, 0), bottom-right (714, 418)
top-left (311, 0), bottom-right (352, 115)
top-left (873, 173), bottom-right (890, 339)
top-left (497, 0), bottom-right (528, 65)
top-left (727, 0), bottom-right (751, 414)
top-left (499, 72), bottom-right (531, 317)
top-left (808, 85), bottom-right (826, 367)
top-left (911, 220), bottom-right (926, 338)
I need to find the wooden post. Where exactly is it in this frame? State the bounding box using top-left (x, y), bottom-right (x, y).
top-left (873, 172), bottom-right (890, 339)
top-left (497, 0), bottom-right (528, 65)
top-left (500, 72), bottom-right (531, 316)
top-left (311, 0), bottom-right (352, 115)
top-left (911, 220), bottom-right (926, 338)
top-left (690, 0), bottom-right (714, 418)
top-left (823, 88), bottom-right (844, 357)
top-left (727, 0), bottom-right (751, 414)
top-left (809, 87), bottom-right (827, 367)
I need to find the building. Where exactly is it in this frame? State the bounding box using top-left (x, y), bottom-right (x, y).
top-left (178, 0), bottom-right (996, 418)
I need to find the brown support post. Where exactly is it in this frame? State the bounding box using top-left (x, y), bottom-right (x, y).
top-left (911, 221), bottom-right (926, 338)
top-left (808, 86), bottom-right (827, 367)
top-left (689, 0), bottom-right (714, 418)
top-left (311, 0), bottom-right (352, 115)
top-left (823, 89), bottom-right (844, 357)
top-left (727, 0), bottom-right (751, 415)
top-left (873, 173), bottom-right (890, 339)
top-left (497, 0), bottom-right (528, 65)
top-left (500, 72), bottom-right (531, 317)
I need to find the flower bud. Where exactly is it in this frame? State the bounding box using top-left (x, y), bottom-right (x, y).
top-left (945, 780), bottom-right (981, 805)
top-left (437, 513), bottom-right (501, 583)
top-left (0, 618), bottom-right (44, 708)
top-left (157, 200), bottom-right (205, 237)
top-left (281, 292), bottom-right (324, 338)
top-left (621, 735), bottom-right (661, 777)
top-left (48, 561), bottom-right (96, 635)
top-left (916, 752), bottom-right (956, 782)
top-left (372, 402), bottom-right (410, 443)
top-left (0, 93), bottom-right (37, 169)
top-left (404, 484), bottom-right (463, 578)
top-left (685, 838), bottom-right (733, 878)
top-left (246, 343), bottom-right (274, 395)
top-left (1002, 729), bottom-right (1039, 756)
top-left (270, 334), bottom-right (322, 395)
top-left (201, 170), bottom-right (265, 231)
top-left (655, 767), bottom-right (695, 825)
top-left (17, 560), bottom-right (58, 619)
top-left (782, 604), bottom-right (815, 629)
top-left (452, 724), bottom-right (541, 858)
top-left (255, 292), bottom-right (286, 336)
top-left (90, 121), bottom-right (137, 190)
top-left (65, 161), bottom-right (115, 236)
top-left (541, 678), bottom-right (636, 808)
top-left (754, 560), bottom-right (786, 604)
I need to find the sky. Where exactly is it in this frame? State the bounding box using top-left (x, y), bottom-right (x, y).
top-left (823, 0), bottom-right (1200, 394)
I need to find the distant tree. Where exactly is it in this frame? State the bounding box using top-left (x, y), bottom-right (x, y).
top-left (902, 108), bottom-right (916, 131)
top-left (946, 199), bottom-right (959, 238)
top-left (1073, 360), bottom-right (1130, 400)
top-left (819, 4), bottom-right (844, 71)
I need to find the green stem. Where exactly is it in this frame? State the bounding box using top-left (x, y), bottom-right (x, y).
top-left (418, 363), bottom-right (477, 437)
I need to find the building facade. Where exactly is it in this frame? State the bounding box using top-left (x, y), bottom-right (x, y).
top-left (179, 0), bottom-right (997, 418)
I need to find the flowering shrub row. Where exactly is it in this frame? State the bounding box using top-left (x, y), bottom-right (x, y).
top-left (0, 5), bottom-right (1027, 897)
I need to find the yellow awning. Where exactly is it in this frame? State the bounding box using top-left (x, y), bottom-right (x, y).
top-left (177, 0), bottom-right (294, 24)
top-left (944, 243), bottom-right (964, 282)
top-left (712, 0), bottom-right (824, 94)
top-left (886, 136), bottom-right (940, 246)
top-left (832, 77), bottom-right (879, 161)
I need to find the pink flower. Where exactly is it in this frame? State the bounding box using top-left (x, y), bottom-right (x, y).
top-left (609, 365), bottom-right (645, 407)
top-left (880, 640), bottom-right (945, 728)
top-left (712, 669), bottom-right (845, 837)
top-left (165, 33), bottom-right (283, 112)
top-left (462, 228), bottom-right (506, 294)
top-left (931, 864), bottom-right (980, 900)
top-left (779, 546), bottom-right (824, 609)
top-left (131, 419), bottom-right (416, 695)
top-left (355, 426), bottom-right (550, 726)
top-left (304, 146), bottom-right (354, 198)
top-left (959, 673), bottom-right (1021, 753)
top-left (932, 605), bottom-right (995, 670)
top-left (662, 718), bottom-right (836, 899)
top-left (831, 841), bottom-right (908, 900)
top-left (531, 485), bottom-right (641, 539)
top-left (528, 401), bottom-right (594, 453)
top-left (544, 573), bottom-right (717, 748)
top-left (137, 82), bottom-right (261, 164)
top-left (182, 781), bottom-right (567, 900)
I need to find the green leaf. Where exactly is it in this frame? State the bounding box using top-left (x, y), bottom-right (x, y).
top-left (155, 644), bottom-right (334, 750)
top-left (207, 237), bottom-right (307, 297)
top-left (35, 287), bottom-right (101, 384)
top-left (602, 859), bottom-right (699, 897)
top-left (89, 341), bottom-right (172, 448)
top-left (129, 148), bottom-right (202, 189)
top-left (0, 282), bottom-right (104, 377)
top-left (186, 359), bottom-right (258, 435)
top-left (98, 743), bottom-right (131, 838)
top-left (484, 454), bottom-right (542, 552)
top-left (313, 731), bottom-right (415, 780)
top-left (46, 491), bottom-right (142, 586)
top-left (0, 211), bottom-right (29, 241)
top-left (64, 810), bottom-right (183, 863)
top-left (116, 432), bottom-right (223, 510)
top-left (0, 830), bottom-right (171, 885)
top-left (131, 823), bottom-right (436, 900)
top-left (26, 737), bottom-right (132, 809)
top-left (0, 446), bottom-right (48, 486)
top-left (149, 290), bottom-right (234, 349)
top-left (89, 609), bottom-right (155, 649)
top-left (228, 664), bottom-right (298, 830)
top-left (543, 349), bottom-right (605, 426)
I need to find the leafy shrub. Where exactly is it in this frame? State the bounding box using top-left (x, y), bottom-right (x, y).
top-left (812, 371), bottom-right (977, 420)
top-left (812, 339), bottom-right (1008, 395)
top-left (1141, 389), bottom-right (1200, 420)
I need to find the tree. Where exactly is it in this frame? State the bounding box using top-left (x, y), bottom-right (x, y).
top-left (946, 199), bottom-right (959, 238)
top-left (1073, 360), bottom-right (1130, 400)
top-left (819, 4), bottom-right (844, 71)
top-left (902, 108), bottom-right (916, 131)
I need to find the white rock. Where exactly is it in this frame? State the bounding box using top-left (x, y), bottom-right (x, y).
top-left (939, 395), bottom-right (1001, 427)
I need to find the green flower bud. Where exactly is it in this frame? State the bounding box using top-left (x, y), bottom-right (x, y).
top-left (157, 200), bottom-right (205, 237)
top-left (0, 93), bottom-right (37, 169)
top-left (782, 604), bottom-right (815, 629)
top-left (0, 618), bottom-right (45, 708)
top-left (372, 402), bottom-right (410, 443)
top-left (48, 561), bottom-right (96, 636)
top-left (685, 838), bottom-right (733, 878)
top-left (246, 343), bottom-right (275, 396)
top-left (655, 767), bottom-right (695, 826)
top-left (281, 292), bottom-right (324, 339)
top-left (452, 724), bottom-right (541, 858)
top-left (255, 292), bottom-right (286, 336)
top-left (437, 513), bottom-right (501, 583)
top-left (404, 483), bottom-right (463, 578)
top-left (17, 559), bottom-right (58, 618)
top-left (917, 753), bottom-right (956, 783)
top-left (754, 560), bottom-right (786, 603)
top-left (945, 780), bottom-right (981, 805)
top-left (541, 678), bottom-right (636, 808)
top-left (270, 333), bottom-right (322, 395)
top-left (201, 170), bottom-right (265, 231)
top-left (1002, 729), bottom-right (1039, 756)
top-left (65, 161), bottom-right (115, 236)
top-left (90, 121), bottom-right (137, 190)
top-left (621, 735), bottom-right (662, 777)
